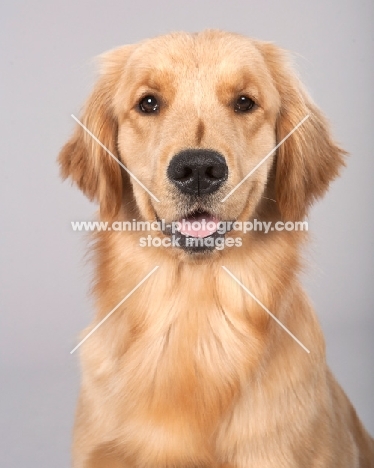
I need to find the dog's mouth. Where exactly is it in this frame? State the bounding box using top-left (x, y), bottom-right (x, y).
top-left (177, 210), bottom-right (220, 238)
top-left (161, 209), bottom-right (232, 254)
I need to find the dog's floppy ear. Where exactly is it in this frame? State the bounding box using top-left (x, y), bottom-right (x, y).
top-left (257, 42), bottom-right (346, 221)
top-left (58, 46), bottom-right (133, 219)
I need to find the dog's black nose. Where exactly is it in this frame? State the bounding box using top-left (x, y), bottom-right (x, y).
top-left (167, 149), bottom-right (228, 195)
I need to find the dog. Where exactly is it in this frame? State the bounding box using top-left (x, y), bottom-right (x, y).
top-left (59, 30), bottom-right (374, 467)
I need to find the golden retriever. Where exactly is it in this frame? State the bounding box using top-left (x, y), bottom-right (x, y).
top-left (59, 30), bottom-right (374, 467)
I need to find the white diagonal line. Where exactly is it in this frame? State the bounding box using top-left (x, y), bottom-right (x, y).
top-left (222, 266), bottom-right (310, 353)
top-left (70, 266), bottom-right (159, 354)
top-left (71, 114), bottom-right (160, 203)
top-left (221, 115), bottom-right (310, 202)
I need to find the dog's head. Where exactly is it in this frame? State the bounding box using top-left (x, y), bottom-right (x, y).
top-left (59, 30), bottom-right (345, 254)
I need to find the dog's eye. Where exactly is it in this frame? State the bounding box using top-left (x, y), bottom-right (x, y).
top-left (138, 95), bottom-right (159, 113)
top-left (234, 95), bottom-right (256, 113)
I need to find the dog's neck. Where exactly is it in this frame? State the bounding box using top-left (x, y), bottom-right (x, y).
top-left (78, 229), bottom-right (324, 464)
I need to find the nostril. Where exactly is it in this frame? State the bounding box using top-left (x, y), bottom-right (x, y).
top-left (174, 166), bottom-right (193, 181)
top-left (205, 165), bottom-right (226, 180)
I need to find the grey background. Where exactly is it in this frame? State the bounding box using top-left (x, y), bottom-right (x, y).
top-left (1, 1), bottom-right (373, 466)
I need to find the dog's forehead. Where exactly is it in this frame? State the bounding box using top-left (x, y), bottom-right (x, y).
top-left (126, 31), bottom-right (269, 86)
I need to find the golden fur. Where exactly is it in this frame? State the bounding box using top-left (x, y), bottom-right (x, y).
top-left (59, 30), bottom-right (374, 467)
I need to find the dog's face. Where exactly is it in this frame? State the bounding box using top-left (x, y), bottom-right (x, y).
top-left (59, 30), bottom-right (344, 254)
top-left (113, 32), bottom-right (279, 226)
